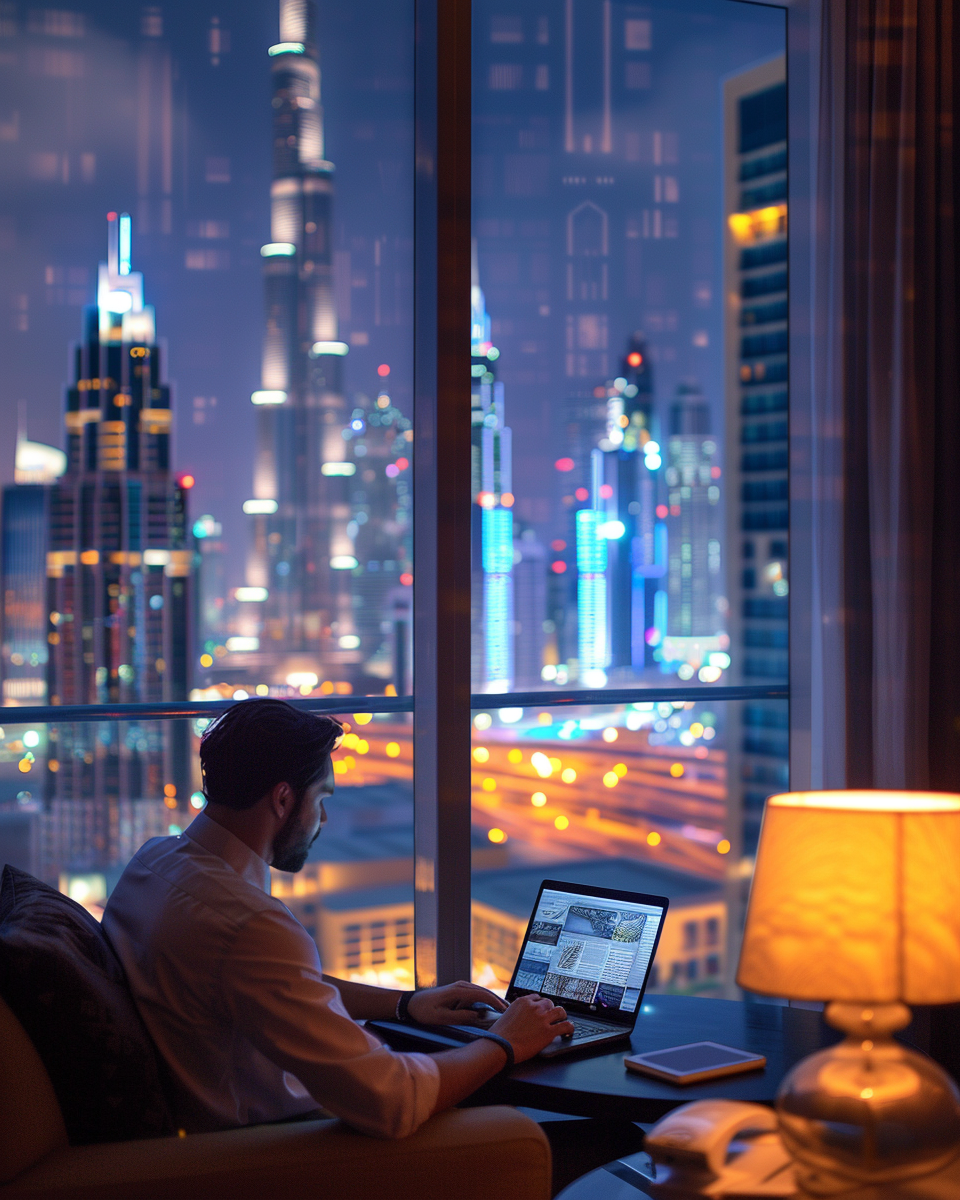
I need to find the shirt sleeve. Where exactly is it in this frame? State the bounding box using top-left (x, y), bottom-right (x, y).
top-left (221, 906), bottom-right (440, 1139)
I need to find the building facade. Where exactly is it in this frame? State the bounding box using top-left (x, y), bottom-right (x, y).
top-left (43, 212), bottom-right (193, 877)
top-left (723, 56), bottom-right (789, 862)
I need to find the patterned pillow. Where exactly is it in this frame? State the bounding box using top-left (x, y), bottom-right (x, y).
top-left (0, 865), bottom-right (174, 1145)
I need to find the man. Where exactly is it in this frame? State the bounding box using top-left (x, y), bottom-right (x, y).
top-left (103, 699), bottom-right (574, 1139)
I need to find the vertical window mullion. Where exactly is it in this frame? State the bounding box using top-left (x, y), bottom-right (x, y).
top-left (413, 0), bottom-right (472, 986)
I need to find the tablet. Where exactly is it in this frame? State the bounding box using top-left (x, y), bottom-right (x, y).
top-left (624, 1041), bottom-right (766, 1085)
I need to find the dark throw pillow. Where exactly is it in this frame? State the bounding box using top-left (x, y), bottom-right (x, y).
top-left (0, 864), bottom-right (174, 1145)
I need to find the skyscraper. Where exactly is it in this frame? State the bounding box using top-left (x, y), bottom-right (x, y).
top-left (43, 212), bottom-right (193, 877)
top-left (661, 380), bottom-right (725, 677)
top-left (245, 0), bottom-right (358, 689)
top-left (471, 256), bottom-right (515, 693)
top-left (723, 57), bottom-right (788, 858)
top-left (0, 432), bottom-right (66, 706)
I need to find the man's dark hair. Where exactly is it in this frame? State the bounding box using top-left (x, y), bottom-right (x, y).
top-left (200, 699), bottom-right (342, 810)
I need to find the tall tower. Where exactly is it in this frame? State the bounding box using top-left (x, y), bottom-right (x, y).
top-left (471, 254), bottom-right (515, 693)
top-left (44, 212), bottom-right (193, 878)
top-left (662, 381), bottom-right (724, 671)
top-left (246, 0), bottom-right (356, 686)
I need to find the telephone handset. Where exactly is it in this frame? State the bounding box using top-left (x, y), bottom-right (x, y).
top-left (644, 1099), bottom-right (796, 1198)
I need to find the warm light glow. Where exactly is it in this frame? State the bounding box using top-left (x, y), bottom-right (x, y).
top-left (531, 792), bottom-right (547, 807)
top-left (481, 778), bottom-right (497, 792)
top-left (770, 791), bottom-right (960, 814)
top-left (602, 772), bottom-right (619, 788)
top-left (690, 722), bottom-right (704, 738)
top-left (473, 747), bottom-right (489, 763)
top-left (242, 498), bottom-right (278, 514)
top-left (235, 587), bottom-right (268, 602)
top-left (474, 713), bottom-right (492, 731)
top-left (531, 752), bottom-right (553, 778)
top-left (614, 763), bottom-right (627, 778)
top-left (179, 474), bottom-right (195, 489)
top-left (310, 341), bottom-right (349, 357)
top-left (554, 815), bottom-right (569, 830)
top-left (670, 763), bottom-right (684, 778)
top-left (488, 828), bottom-right (507, 844)
top-left (717, 839), bottom-right (731, 854)
top-left (251, 390), bottom-right (287, 405)
top-left (507, 748), bottom-right (523, 764)
top-left (647, 831), bottom-right (661, 846)
top-left (561, 768), bottom-right (577, 783)
top-left (286, 672), bottom-right (318, 689)
top-left (199, 653), bottom-right (213, 668)
top-left (737, 789), bottom-right (960, 1004)
top-left (602, 727), bottom-right (618, 743)
top-left (385, 742), bottom-right (400, 758)
top-left (354, 713), bottom-right (372, 725)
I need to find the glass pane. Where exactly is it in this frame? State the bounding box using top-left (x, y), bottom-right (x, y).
top-left (471, 698), bottom-right (788, 996)
top-left (0, 712), bottom-right (414, 984)
top-left (470, 0), bottom-right (787, 696)
top-left (0, 0), bottom-right (413, 708)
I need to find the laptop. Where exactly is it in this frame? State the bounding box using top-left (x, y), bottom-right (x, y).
top-left (368, 878), bottom-right (668, 1058)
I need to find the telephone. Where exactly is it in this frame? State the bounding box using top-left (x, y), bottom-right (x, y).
top-left (644, 1100), bottom-right (797, 1198)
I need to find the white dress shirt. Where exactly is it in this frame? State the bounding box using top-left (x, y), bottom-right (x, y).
top-left (102, 812), bottom-right (439, 1138)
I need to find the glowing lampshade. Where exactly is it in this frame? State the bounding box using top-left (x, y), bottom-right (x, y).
top-left (737, 791), bottom-right (960, 1004)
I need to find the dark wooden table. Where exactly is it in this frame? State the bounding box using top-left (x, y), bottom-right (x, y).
top-left (469, 994), bottom-right (838, 1122)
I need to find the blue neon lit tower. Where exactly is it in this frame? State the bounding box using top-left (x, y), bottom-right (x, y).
top-left (576, 449), bottom-right (608, 688)
top-left (471, 249), bottom-right (514, 692)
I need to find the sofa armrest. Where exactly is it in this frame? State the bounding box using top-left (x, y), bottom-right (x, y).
top-left (1, 1105), bottom-right (551, 1200)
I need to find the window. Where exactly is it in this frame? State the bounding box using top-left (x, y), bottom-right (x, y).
top-left (470, 0), bottom-right (786, 999)
top-left (0, 0), bottom-right (792, 1002)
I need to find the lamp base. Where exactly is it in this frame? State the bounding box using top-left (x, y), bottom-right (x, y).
top-left (776, 1002), bottom-right (960, 1197)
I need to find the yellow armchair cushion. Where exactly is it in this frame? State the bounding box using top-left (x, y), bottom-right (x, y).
top-left (2, 1107), bottom-right (551, 1200)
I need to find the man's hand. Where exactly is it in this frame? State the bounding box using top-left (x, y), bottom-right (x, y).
top-left (405, 980), bottom-right (508, 1026)
top-left (489, 994), bottom-right (574, 1062)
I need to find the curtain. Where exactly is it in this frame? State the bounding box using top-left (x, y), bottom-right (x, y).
top-left (812, 0), bottom-right (960, 1068)
top-left (814, 0), bottom-right (959, 789)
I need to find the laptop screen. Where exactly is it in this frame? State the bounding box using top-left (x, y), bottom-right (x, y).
top-left (506, 880), bottom-right (668, 1023)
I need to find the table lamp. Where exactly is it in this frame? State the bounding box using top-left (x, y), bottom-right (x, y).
top-left (737, 790), bottom-right (960, 1195)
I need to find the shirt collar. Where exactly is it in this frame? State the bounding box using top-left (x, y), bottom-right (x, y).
top-left (183, 811), bottom-right (272, 893)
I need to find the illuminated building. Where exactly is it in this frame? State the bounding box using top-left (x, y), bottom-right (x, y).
top-left (43, 212), bottom-right (193, 879)
top-left (246, 0), bottom-right (357, 687)
top-left (605, 334), bottom-right (665, 674)
top-left (192, 514), bottom-right (228, 658)
top-left (344, 391), bottom-right (413, 685)
top-left (723, 57), bottom-right (788, 858)
top-left (661, 381), bottom-right (725, 678)
top-left (575, 452), bottom-right (608, 687)
top-left (1, 433), bottom-right (66, 705)
top-left (471, 254), bottom-right (515, 693)
top-left (512, 529), bottom-right (548, 688)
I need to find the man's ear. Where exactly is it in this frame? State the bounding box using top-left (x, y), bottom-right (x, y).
top-left (267, 781), bottom-right (294, 821)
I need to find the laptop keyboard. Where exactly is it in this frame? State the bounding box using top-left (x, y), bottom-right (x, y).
top-left (567, 1016), bottom-right (621, 1039)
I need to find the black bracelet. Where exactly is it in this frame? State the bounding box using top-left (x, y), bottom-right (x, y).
top-left (396, 990), bottom-right (416, 1022)
top-left (470, 1030), bottom-right (515, 1071)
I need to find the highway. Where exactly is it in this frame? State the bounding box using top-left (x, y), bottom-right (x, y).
top-left (330, 718), bottom-right (729, 881)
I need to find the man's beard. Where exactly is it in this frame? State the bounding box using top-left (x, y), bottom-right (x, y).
top-left (272, 792), bottom-right (321, 873)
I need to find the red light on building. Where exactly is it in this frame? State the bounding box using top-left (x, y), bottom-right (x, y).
top-left (396, 457), bottom-right (409, 471)
top-left (179, 474), bottom-right (195, 489)
top-left (627, 352), bottom-right (643, 367)
top-left (670, 504), bottom-right (681, 516)
top-left (554, 457), bottom-right (575, 472)
top-left (377, 363), bottom-right (390, 377)
top-left (575, 487), bottom-right (588, 502)
top-left (550, 539), bottom-right (566, 552)
top-left (711, 466), bottom-right (721, 478)
top-left (551, 561), bottom-right (567, 574)
top-left (400, 572), bottom-right (413, 586)
top-left (656, 504), bottom-right (668, 519)
top-left (106, 211), bottom-right (118, 222)
top-left (599, 484), bottom-right (613, 499)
